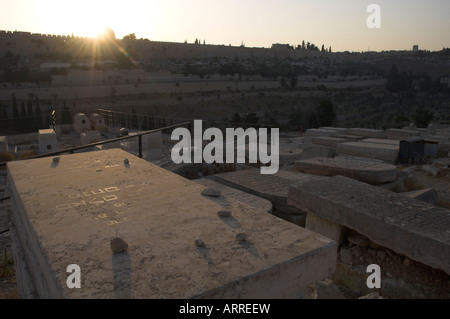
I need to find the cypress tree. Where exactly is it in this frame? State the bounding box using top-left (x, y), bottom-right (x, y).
top-left (26, 96), bottom-right (34, 132)
top-left (12, 93), bottom-right (19, 131)
top-left (20, 100), bottom-right (27, 132)
top-left (35, 94), bottom-right (42, 129)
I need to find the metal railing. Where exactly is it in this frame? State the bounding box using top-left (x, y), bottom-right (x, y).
top-left (0, 121), bottom-right (191, 168)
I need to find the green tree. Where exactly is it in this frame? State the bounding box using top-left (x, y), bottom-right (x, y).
top-left (12, 93), bottom-right (19, 131)
top-left (26, 95), bottom-right (34, 131)
top-left (413, 109), bottom-right (433, 128)
top-left (19, 100), bottom-right (27, 131)
top-left (62, 101), bottom-right (72, 124)
top-left (131, 107), bottom-right (138, 129)
top-left (316, 98), bottom-right (336, 127)
top-left (243, 113), bottom-right (259, 125)
top-left (230, 113), bottom-right (242, 126)
top-left (123, 33), bottom-right (136, 40)
top-left (290, 76), bottom-right (298, 89)
top-left (35, 94), bottom-right (42, 129)
top-left (0, 101), bottom-right (9, 132)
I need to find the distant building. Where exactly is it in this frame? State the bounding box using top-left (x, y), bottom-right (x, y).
top-left (40, 62), bottom-right (71, 69)
top-left (271, 43), bottom-right (294, 50)
top-left (412, 45), bottom-right (419, 52)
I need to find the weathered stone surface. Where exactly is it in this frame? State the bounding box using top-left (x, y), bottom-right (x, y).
top-left (213, 168), bottom-right (325, 214)
top-left (299, 144), bottom-right (334, 160)
top-left (311, 137), bottom-right (348, 148)
top-left (336, 141), bottom-right (399, 163)
top-left (386, 128), bottom-right (421, 140)
top-left (8, 149), bottom-right (337, 298)
top-left (288, 175), bottom-right (450, 274)
top-left (347, 128), bottom-right (387, 139)
top-left (319, 127), bottom-right (349, 135)
top-left (403, 188), bottom-right (440, 205)
top-left (361, 138), bottom-right (400, 146)
top-left (294, 156), bottom-right (397, 185)
top-left (305, 278), bottom-right (346, 299)
top-left (305, 212), bottom-right (346, 249)
top-left (195, 178), bottom-right (272, 213)
top-left (421, 165), bottom-right (440, 177)
top-left (333, 134), bottom-right (364, 142)
top-left (304, 129), bottom-right (339, 146)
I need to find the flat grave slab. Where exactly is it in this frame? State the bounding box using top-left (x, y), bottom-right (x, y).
top-left (311, 137), bottom-right (348, 148)
top-left (213, 168), bottom-right (325, 214)
top-left (194, 178), bottom-right (273, 213)
top-left (361, 138), bottom-right (400, 146)
top-left (288, 175), bottom-right (450, 274)
top-left (386, 128), bottom-right (421, 140)
top-left (347, 128), bottom-right (387, 139)
top-left (336, 141), bottom-right (399, 163)
top-left (7, 149), bottom-right (336, 298)
top-left (293, 156), bottom-right (397, 184)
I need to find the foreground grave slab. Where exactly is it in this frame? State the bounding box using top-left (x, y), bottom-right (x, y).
top-left (194, 178), bottom-right (273, 213)
top-left (7, 149), bottom-right (336, 298)
top-left (288, 175), bottom-right (450, 275)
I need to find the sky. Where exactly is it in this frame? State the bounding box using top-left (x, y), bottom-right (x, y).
top-left (0, 0), bottom-right (449, 52)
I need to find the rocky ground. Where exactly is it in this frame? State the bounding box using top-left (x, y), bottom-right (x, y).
top-left (0, 167), bottom-right (17, 299)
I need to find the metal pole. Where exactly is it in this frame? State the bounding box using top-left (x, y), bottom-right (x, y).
top-left (138, 135), bottom-right (143, 158)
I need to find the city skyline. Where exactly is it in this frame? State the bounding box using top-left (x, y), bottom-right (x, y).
top-left (0, 0), bottom-right (449, 52)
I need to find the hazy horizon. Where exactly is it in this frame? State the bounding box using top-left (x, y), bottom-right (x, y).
top-left (1, 0), bottom-right (449, 52)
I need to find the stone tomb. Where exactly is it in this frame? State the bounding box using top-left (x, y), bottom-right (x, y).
top-left (194, 178), bottom-right (273, 214)
top-left (293, 156), bottom-right (398, 185)
top-left (213, 168), bottom-right (326, 217)
top-left (38, 129), bottom-right (57, 154)
top-left (288, 175), bottom-right (450, 275)
top-left (336, 141), bottom-right (399, 163)
top-left (7, 149), bottom-right (336, 298)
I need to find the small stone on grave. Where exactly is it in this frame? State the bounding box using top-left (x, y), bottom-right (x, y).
top-left (201, 188), bottom-right (221, 197)
top-left (110, 237), bottom-right (128, 253)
